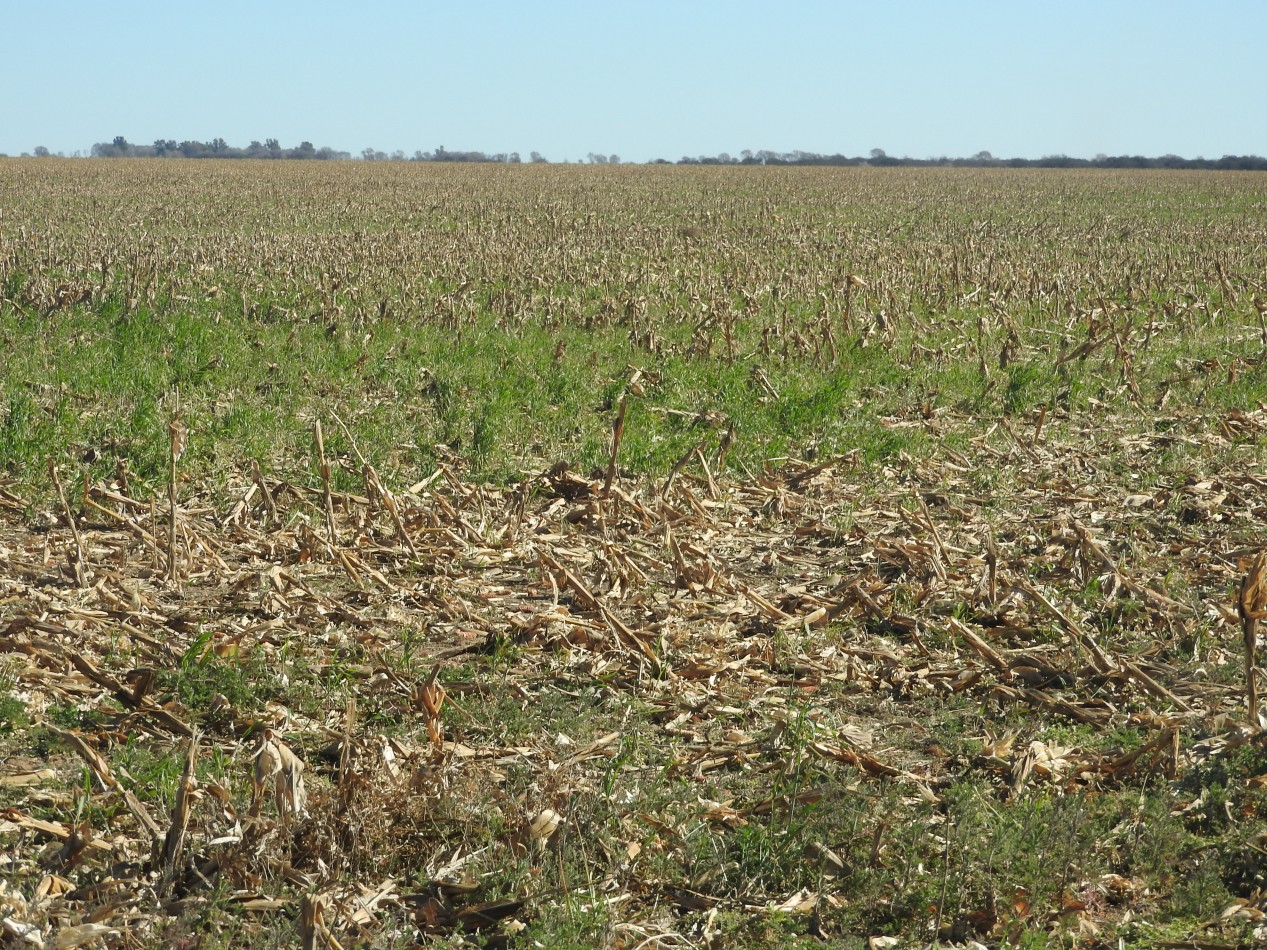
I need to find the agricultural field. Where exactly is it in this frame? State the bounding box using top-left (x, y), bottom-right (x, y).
top-left (2, 158), bottom-right (1267, 947)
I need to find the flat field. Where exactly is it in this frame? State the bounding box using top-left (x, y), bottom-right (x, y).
top-left (2, 159), bottom-right (1267, 947)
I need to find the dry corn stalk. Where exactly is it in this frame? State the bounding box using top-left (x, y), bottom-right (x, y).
top-left (604, 393), bottom-right (628, 497)
top-left (419, 666), bottom-right (446, 749)
top-left (159, 734), bottom-right (200, 890)
top-left (252, 729), bottom-right (309, 822)
top-left (48, 462), bottom-right (88, 588)
top-left (167, 394), bottom-right (186, 585)
top-left (300, 892), bottom-right (343, 950)
top-left (527, 808), bottom-right (562, 850)
top-left (315, 420), bottom-right (338, 544)
top-left (1238, 552), bottom-right (1267, 721)
top-left (512, 807), bottom-right (563, 857)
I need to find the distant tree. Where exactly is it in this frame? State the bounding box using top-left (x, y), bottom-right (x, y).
top-left (973, 150), bottom-right (993, 162)
top-left (869, 148), bottom-right (886, 160)
top-left (89, 135), bottom-right (344, 161)
top-left (529, 151), bottom-right (547, 163)
top-left (508, 152), bottom-right (521, 163)
top-left (33, 146), bottom-right (50, 157)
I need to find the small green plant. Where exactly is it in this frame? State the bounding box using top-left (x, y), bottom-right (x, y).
top-left (0, 689), bottom-right (28, 734)
top-left (45, 702), bottom-right (107, 731)
top-left (164, 632), bottom-right (277, 714)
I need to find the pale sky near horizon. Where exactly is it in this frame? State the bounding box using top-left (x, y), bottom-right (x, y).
top-left (5, 1), bottom-right (1265, 162)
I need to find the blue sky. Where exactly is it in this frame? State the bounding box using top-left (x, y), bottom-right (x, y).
top-left (5, 1), bottom-right (1264, 161)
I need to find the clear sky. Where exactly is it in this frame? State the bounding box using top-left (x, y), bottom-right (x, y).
top-left (5, 0), bottom-right (1265, 162)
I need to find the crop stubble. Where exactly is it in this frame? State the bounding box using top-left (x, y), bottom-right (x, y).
top-left (1, 161), bottom-right (1267, 946)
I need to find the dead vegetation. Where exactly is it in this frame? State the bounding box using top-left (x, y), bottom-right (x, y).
top-left (3, 395), bottom-right (1267, 946)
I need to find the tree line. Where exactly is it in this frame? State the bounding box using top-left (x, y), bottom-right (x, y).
top-left (666, 148), bottom-right (1267, 171)
top-left (16, 139), bottom-right (1267, 171)
top-left (88, 137), bottom-right (351, 160)
top-left (84, 138), bottom-right (546, 163)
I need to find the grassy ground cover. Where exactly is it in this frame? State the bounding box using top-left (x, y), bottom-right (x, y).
top-left (1, 160), bottom-right (1267, 947)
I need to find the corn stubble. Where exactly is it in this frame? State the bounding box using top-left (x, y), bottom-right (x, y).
top-left (1, 160), bottom-right (1267, 946)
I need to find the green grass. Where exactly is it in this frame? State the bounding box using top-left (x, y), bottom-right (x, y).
top-left (3, 260), bottom-right (1263, 505)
